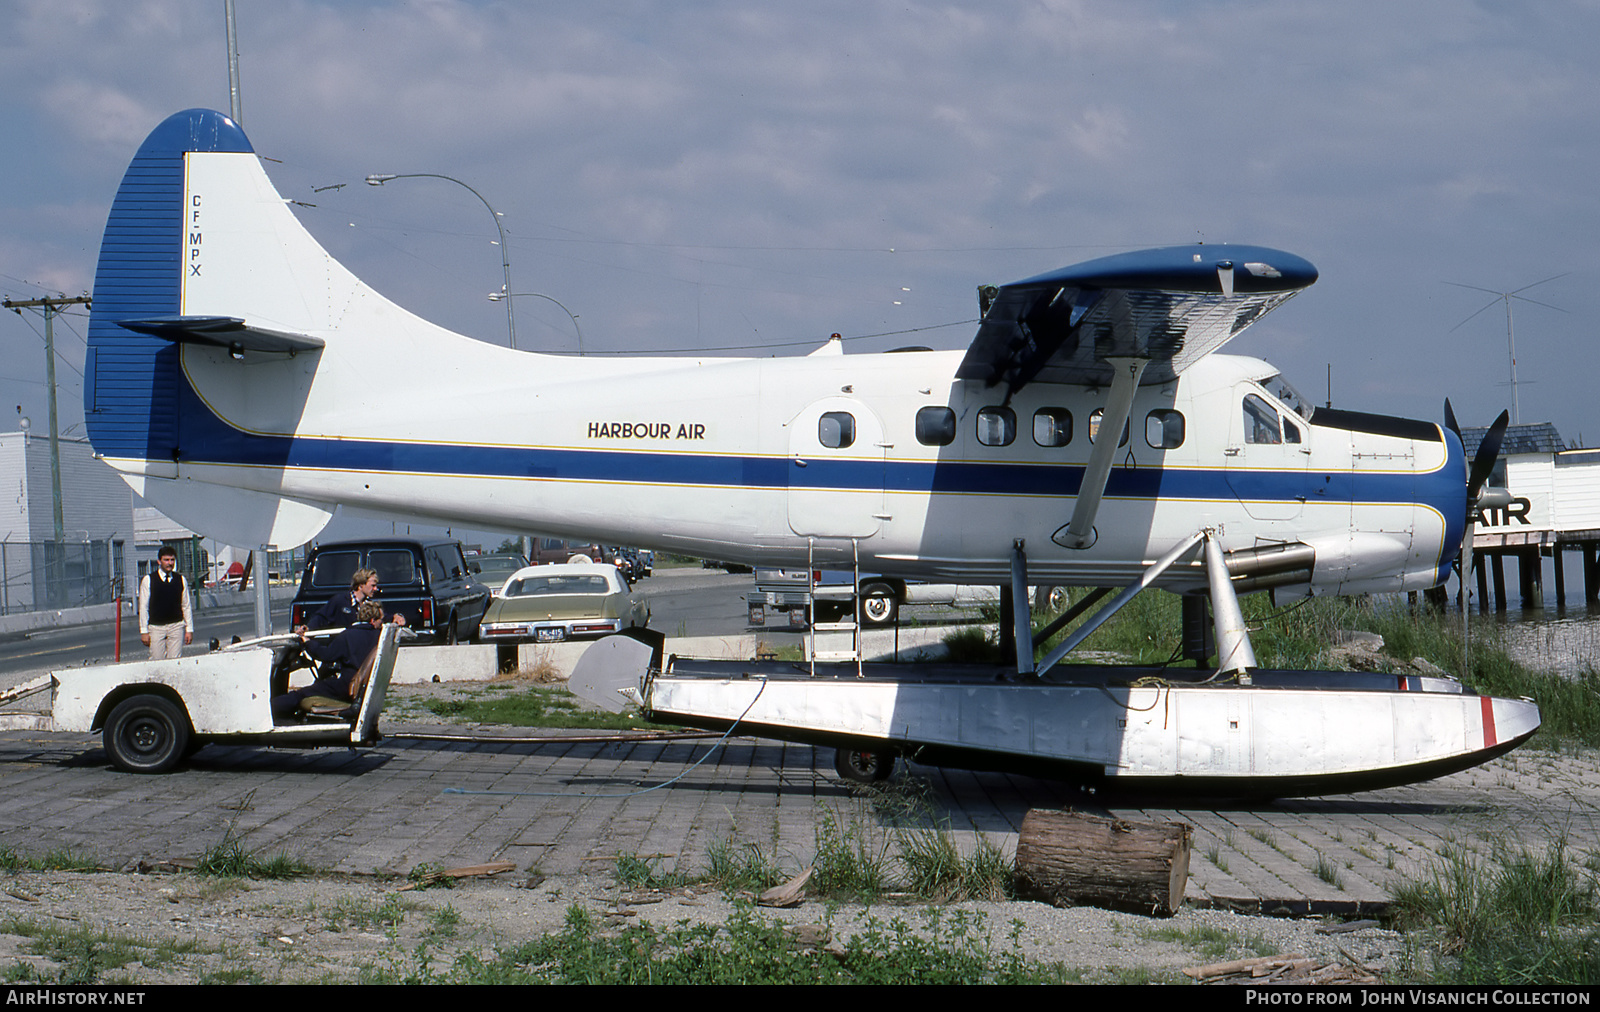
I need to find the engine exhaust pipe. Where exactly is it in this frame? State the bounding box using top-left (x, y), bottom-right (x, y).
top-left (1225, 542), bottom-right (1316, 591)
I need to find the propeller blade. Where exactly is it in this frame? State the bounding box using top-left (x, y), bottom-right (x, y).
top-left (1467, 410), bottom-right (1510, 500)
top-left (1443, 398), bottom-right (1460, 440)
top-left (1460, 515), bottom-right (1475, 676)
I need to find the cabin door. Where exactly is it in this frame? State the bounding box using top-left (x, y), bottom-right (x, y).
top-left (787, 397), bottom-right (886, 539)
top-left (1224, 388), bottom-right (1310, 521)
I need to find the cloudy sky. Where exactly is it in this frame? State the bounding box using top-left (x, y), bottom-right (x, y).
top-left (2, 0), bottom-right (1596, 542)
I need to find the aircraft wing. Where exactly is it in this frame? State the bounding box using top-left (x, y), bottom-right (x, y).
top-left (117, 315), bottom-right (325, 355)
top-left (957, 244), bottom-right (1317, 396)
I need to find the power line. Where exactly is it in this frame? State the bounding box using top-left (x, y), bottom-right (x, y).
top-left (3, 296), bottom-right (90, 565)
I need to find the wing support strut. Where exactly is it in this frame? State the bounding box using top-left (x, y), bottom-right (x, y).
top-left (1054, 356), bottom-right (1149, 550)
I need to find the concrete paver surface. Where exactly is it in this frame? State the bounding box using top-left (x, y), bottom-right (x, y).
top-left (1, 720), bottom-right (1594, 913)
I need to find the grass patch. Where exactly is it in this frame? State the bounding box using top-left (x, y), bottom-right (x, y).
top-left (0, 846), bottom-right (104, 874)
top-left (706, 837), bottom-right (787, 893)
top-left (1314, 852), bottom-right (1344, 890)
top-left (614, 853), bottom-right (692, 890)
top-left (0, 916), bottom-right (213, 984)
top-left (407, 862), bottom-right (455, 890)
top-left (1140, 922), bottom-right (1237, 960)
top-left (942, 626), bottom-right (1005, 664)
top-left (1388, 840), bottom-right (1600, 984)
top-left (897, 830), bottom-right (1013, 902)
top-left (810, 807), bottom-right (892, 900)
top-left (419, 684), bottom-right (683, 731)
top-left (194, 832), bottom-right (315, 880)
top-left (323, 894), bottom-right (417, 933)
top-left (363, 901), bottom-right (1077, 984)
top-left (424, 905), bottom-right (462, 942)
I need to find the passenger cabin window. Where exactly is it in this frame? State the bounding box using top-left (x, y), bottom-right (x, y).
top-left (1146, 409), bottom-right (1184, 449)
top-left (819, 411), bottom-right (855, 449)
top-left (915, 406), bottom-right (956, 446)
top-left (1033, 408), bottom-right (1072, 447)
top-left (976, 406), bottom-right (1016, 447)
top-left (1243, 394), bottom-right (1282, 444)
top-left (1087, 408), bottom-right (1129, 446)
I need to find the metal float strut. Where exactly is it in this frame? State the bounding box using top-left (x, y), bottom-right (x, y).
top-left (1034, 530), bottom-right (1206, 677)
top-left (1204, 531), bottom-right (1257, 682)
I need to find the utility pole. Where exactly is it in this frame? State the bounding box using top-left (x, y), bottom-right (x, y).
top-left (224, 0), bottom-right (272, 637)
top-left (4, 295), bottom-right (91, 605)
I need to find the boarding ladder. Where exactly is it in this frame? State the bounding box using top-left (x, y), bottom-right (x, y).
top-left (805, 537), bottom-right (863, 677)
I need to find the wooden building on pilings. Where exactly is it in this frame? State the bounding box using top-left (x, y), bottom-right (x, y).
top-left (1460, 423), bottom-right (1600, 611)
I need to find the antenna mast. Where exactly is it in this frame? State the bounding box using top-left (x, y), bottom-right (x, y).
top-left (225, 0), bottom-right (243, 124)
top-left (1444, 274), bottom-right (1567, 426)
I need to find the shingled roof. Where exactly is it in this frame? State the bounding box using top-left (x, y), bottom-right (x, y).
top-left (1459, 421), bottom-right (1565, 457)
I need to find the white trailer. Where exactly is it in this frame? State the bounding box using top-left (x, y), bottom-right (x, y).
top-left (0, 627), bottom-right (399, 773)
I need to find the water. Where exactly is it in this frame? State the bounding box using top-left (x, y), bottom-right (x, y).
top-left (1460, 552), bottom-right (1600, 676)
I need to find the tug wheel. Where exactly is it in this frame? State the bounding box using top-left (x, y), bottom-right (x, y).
top-left (103, 694), bottom-right (190, 774)
top-left (834, 747), bottom-right (895, 784)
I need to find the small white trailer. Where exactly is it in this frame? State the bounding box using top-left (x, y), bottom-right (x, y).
top-left (0, 626), bottom-right (399, 773)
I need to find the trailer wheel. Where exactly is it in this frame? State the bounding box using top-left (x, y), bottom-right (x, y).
top-left (834, 747), bottom-right (894, 784)
top-left (103, 694), bottom-right (190, 774)
top-left (859, 583), bottom-right (898, 627)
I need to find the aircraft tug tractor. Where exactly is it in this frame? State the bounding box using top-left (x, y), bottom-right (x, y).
top-left (0, 627), bottom-right (399, 774)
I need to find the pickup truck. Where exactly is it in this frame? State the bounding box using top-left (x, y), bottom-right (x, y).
top-left (0, 627), bottom-right (400, 774)
top-left (746, 569), bottom-right (1000, 628)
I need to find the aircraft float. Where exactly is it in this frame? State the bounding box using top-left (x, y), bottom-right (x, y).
top-left (81, 109), bottom-right (1537, 793)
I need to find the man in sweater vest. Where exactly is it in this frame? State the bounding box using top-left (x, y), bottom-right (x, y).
top-left (138, 545), bottom-right (194, 660)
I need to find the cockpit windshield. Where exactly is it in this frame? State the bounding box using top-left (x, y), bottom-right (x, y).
top-left (1262, 374), bottom-right (1314, 422)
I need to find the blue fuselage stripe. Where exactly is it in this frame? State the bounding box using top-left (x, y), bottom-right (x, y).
top-left (174, 398), bottom-right (1455, 511)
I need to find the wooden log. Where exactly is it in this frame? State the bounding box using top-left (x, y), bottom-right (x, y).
top-left (1014, 808), bottom-right (1191, 916)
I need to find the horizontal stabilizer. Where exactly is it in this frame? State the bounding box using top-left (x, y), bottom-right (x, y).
top-left (118, 316), bottom-right (325, 354)
top-left (126, 472), bottom-right (336, 549)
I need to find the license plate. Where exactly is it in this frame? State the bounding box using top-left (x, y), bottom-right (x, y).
top-left (535, 627), bottom-right (567, 643)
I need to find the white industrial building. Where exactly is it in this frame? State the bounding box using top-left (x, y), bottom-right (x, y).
top-left (0, 430), bottom-right (137, 613)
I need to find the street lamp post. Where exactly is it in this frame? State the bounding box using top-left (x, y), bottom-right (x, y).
top-left (488, 292), bottom-right (584, 356)
top-left (365, 173), bottom-right (517, 350)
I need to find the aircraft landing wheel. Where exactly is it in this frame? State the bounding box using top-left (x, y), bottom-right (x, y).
top-left (859, 583), bottom-right (898, 627)
top-left (103, 694), bottom-right (190, 774)
top-left (834, 747), bottom-right (895, 784)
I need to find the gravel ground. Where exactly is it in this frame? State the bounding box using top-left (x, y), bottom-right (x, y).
top-left (0, 863), bottom-right (1404, 985)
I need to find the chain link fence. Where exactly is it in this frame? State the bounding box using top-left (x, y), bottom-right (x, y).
top-left (0, 539), bottom-right (124, 616)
